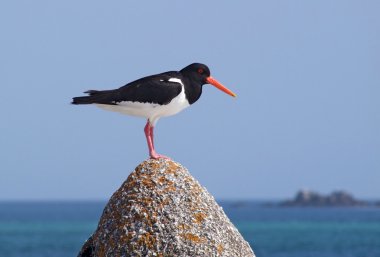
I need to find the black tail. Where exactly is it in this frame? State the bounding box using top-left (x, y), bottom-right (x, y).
top-left (72, 96), bottom-right (95, 104)
top-left (71, 90), bottom-right (112, 105)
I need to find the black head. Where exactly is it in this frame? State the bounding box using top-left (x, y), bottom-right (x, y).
top-left (180, 63), bottom-right (236, 98)
top-left (180, 63), bottom-right (211, 85)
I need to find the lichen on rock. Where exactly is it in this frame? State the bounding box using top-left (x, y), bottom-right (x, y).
top-left (78, 159), bottom-right (255, 257)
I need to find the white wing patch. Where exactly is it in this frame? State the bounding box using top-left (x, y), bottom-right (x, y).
top-left (168, 78), bottom-right (183, 84)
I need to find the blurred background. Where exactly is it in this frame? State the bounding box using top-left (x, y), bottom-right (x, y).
top-left (1, 1), bottom-right (379, 256)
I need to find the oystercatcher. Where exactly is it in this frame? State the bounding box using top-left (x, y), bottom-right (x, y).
top-left (72, 63), bottom-right (236, 159)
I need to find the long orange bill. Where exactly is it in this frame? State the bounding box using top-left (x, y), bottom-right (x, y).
top-left (206, 76), bottom-right (237, 97)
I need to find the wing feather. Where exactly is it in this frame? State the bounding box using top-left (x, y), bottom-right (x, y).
top-left (72, 71), bottom-right (183, 105)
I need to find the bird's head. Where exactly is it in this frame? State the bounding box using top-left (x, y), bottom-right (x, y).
top-left (180, 63), bottom-right (237, 97)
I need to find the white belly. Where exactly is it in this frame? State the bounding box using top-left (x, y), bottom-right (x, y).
top-left (96, 85), bottom-right (190, 125)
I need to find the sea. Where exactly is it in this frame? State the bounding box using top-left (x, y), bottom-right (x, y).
top-left (0, 201), bottom-right (379, 257)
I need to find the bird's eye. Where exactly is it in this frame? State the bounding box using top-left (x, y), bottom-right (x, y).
top-left (197, 68), bottom-right (204, 74)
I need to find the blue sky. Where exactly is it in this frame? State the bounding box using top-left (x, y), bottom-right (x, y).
top-left (1, 1), bottom-right (379, 200)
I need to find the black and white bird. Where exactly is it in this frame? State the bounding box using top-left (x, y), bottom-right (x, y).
top-left (72, 63), bottom-right (236, 159)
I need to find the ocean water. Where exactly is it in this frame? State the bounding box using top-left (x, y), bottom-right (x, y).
top-left (0, 201), bottom-right (379, 257)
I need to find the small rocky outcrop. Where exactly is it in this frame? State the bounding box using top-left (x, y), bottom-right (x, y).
top-left (78, 159), bottom-right (255, 257)
top-left (280, 189), bottom-right (367, 207)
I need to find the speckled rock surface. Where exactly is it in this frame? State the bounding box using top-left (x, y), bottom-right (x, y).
top-left (78, 159), bottom-right (255, 257)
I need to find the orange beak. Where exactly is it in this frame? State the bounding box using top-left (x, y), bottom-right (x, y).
top-left (206, 76), bottom-right (237, 97)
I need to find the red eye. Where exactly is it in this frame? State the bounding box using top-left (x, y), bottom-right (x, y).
top-left (198, 68), bottom-right (203, 74)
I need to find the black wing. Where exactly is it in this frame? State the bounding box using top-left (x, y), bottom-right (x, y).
top-left (72, 71), bottom-right (183, 105)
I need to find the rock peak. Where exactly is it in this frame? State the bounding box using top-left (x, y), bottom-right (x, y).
top-left (78, 159), bottom-right (255, 257)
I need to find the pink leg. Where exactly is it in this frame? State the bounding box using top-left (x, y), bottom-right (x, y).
top-left (149, 126), bottom-right (155, 149)
top-left (144, 120), bottom-right (170, 160)
top-left (144, 121), bottom-right (155, 156)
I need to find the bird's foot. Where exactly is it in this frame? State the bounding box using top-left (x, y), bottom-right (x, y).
top-left (150, 152), bottom-right (171, 160)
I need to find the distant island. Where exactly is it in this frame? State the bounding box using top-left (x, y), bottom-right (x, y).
top-left (279, 190), bottom-right (368, 207)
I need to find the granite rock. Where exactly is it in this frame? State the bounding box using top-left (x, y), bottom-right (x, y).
top-left (78, 159), bottom-right (255, 257)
